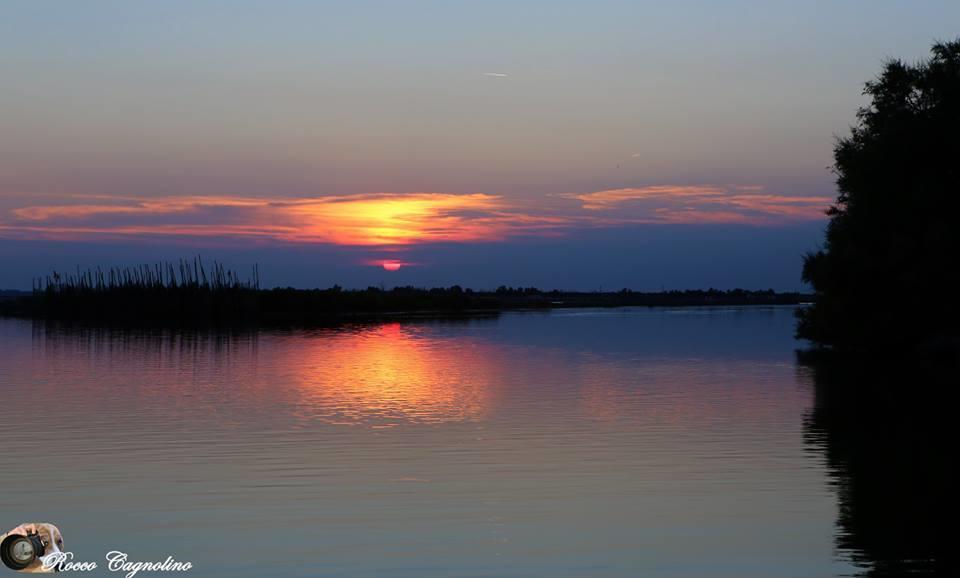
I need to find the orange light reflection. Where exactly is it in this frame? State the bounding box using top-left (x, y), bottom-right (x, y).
top-left (287, 323), bottom-right (499, 426)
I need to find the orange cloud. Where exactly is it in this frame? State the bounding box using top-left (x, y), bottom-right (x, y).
top-left (10, 196), bottom-right (264, 221)
top-left (1, 193), bottom-right (553, 245)
top-left (563, 186), bottom-right (830, 223)
top-left (0, 186), bottom-right (830, 246)
top-left (277, 193), bottom-right (515, 245)
top-left (565, 186), bottom-right (728, 210)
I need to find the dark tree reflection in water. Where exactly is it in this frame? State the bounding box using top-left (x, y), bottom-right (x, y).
top-left (802, 356), bottom-right (955, 577)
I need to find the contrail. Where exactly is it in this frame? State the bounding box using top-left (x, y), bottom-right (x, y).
top-left (482, 72), bottom-right (509, 77)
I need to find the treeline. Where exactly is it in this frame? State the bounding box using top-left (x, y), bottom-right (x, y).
top-left (492, 285), bottom-right (800, 306)
top-left (0, 262), bottom-right (808, 326)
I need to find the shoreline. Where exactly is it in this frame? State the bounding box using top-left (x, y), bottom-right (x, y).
top-left (0, 288), bottom-right (810, 328)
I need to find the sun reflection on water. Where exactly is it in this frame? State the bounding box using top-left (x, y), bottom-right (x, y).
top-left (287, 323), bottom-right (500, 426)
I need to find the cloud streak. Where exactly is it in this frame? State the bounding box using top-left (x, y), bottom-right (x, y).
top-left (563, 186), bottom-right (831, 222)
top-left (0, 186), bottom-right (829, 246)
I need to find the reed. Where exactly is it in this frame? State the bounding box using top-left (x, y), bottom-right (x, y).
top-left (17, 258), bottom-right (264, 325)
top-left (33, 257), bottom-right (259, 293)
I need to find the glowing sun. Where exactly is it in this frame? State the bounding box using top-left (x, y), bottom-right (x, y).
top-left (382, 260), bottom-right (403, 271)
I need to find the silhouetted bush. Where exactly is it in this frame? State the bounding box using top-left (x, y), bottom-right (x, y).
top-left (798, 40), bottom-right (960, 353)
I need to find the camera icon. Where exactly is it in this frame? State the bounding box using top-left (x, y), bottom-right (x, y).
top-left (0, 524), bottom-right (64, 573)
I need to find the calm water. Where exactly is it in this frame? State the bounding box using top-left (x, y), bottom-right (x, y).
top-left (0, 307), bottom-right (923, 577)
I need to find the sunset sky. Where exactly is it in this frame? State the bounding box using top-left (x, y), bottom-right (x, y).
top-left (2, 1), bottom-right (957, 290)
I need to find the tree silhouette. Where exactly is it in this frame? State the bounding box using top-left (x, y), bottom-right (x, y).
top-left (798, 39), bottom-right (960, 352)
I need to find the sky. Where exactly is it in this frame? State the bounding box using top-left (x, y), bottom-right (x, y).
top-left (1, 1), bottom-right (958, 290)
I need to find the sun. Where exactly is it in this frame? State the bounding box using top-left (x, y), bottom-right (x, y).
top-left (381, 260), bottom-right (403, 271)
top-left (365, 258), bottom-right (410, 271)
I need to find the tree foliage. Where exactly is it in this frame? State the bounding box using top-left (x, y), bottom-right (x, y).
top-left (798, 40), bottom-right (960, 351)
